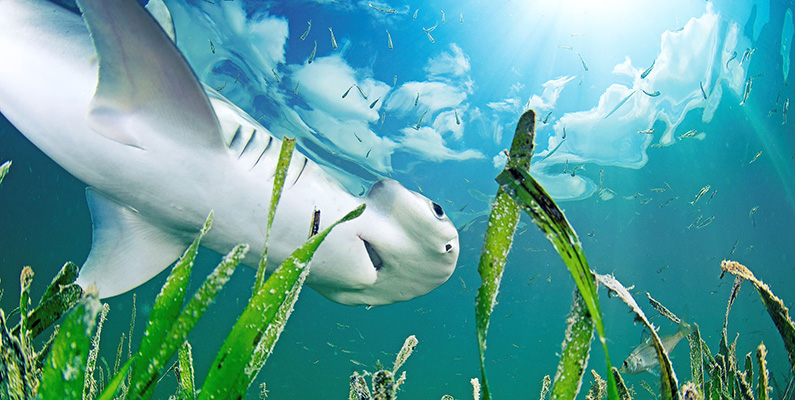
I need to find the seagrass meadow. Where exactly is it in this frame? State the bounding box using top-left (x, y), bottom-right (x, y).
top-left (3, 0), bottom-right (795, 399)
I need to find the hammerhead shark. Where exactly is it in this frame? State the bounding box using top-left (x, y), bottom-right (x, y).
top-left (0, 0), bottom-right (459, 306)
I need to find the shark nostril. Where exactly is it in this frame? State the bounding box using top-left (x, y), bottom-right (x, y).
top-left (445, 243), bottom-right (453, 252)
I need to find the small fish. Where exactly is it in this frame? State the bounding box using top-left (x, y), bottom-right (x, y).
top-left (455, 110), bottom-right (461, 125)
top-left (749, 206), bottom-right (759, 227)
top-left (460, 13), bottom-right (464, 23)
top-left (678, 129), bottom-right (698, 140)
top-left (413, 111), bottom-right (427, 130)
top-left (783, 98), bottom-right (789, 125)
top-left (543, 110), bottom-right (553, 124)
top-left (299, 20), bottom-right (311, 41)
top-left (293, 81), bottom-right (300, 95)
top-left (329, 27), bottom-right (338, 50)
top-left (656, 265), bottom-right (669, 274)
top-left (215, 82), bottom-right (226, 91)
top-left (393, 75), bottom-right (397, 85)
top-left (209, 39), bottom-right (215, 54)
top-left (413, 9), bottom-right (418, 20)
top-left (563, 159), bottom-right (568, 174)
top-left (562, 126), bottom-right (567, 139)
top-left (638, 128), bottom-right (654, 135)
top-left (307, 40), bottom-right (317, 64)
top-left (739, 78), bottom-right (752, 105)
top-left (414, 92), bottom-right (420, 106)
top-left (749, 150), bottom-right (762, 164)
top-left (621, 323), bottom-right (694, 375)
top-left (233, 74), bottom-right (240, 83)
top-left (725, 51), bottom-right (737, 68)
top-left (355, 84), bottom-right (368, 100)
top-left (353, 132), bottom-right (362, 142)
top-left (641, 89), bottom-right (661, 97)
top-left (558, 45), bottom-right (573, 50)
top-left (577, 52), bottom-right (588, 71)
top-left (386, 30), bottom-right (393, 49)
top-left (441, 10), bottom-right (445, 23)
top-left (640, 60), bottom-right (655, 79)
top-left (380, 112), bottom-right (386, 126)
top-left (650, 187), bottom-right (666, 193)
top-left (570, 165), bottom-right (584, 177)
top-left (700, 81), bottom-right (708, 99)
top-left (424, 29), bottom-right (435, 43)
top-left (696, 215), bottom-right (715, 229)
top-left (271, 68), bottom-right (280, 83)
top-left (605, 91), bottom-right (635, 119)
top-left (369, 97), bottom-right (380, 109)
top-left (639, 197), bottom-right (653, 205)
top-left (341, 85), bottom-right (353, 98)
top-left (660, 196), bottom-right (678, 207)
top-left (730, 239), bottom-right (739, 255)
top-left (690, 185), bottom-right (710, 204)
top-left (599, 169), bottom-right (604, 188)
top-left (740, 47), bottom-right (756, 65)
top-left (424, 22), bottom-right (438, 32)
top-left (365, 148), bottom-right (372, 158)
top-left (368, 2), bottom-right (398, 14)
top-left (459, 204), bottom-right (468, 212)
top-left (706, 189), bottom-right (717, 205)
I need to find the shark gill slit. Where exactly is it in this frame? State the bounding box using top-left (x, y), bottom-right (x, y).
top-left (239, 128), bottom-right (257, 158)
top-left (229, 124), bottom-right (242, 149)
top-left (251, 136), bottom-right (272, 170)
top-left (292, 158), bottom-right (309, 186)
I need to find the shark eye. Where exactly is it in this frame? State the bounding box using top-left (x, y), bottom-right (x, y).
top-left (430, 201), bottom-right (445, 219)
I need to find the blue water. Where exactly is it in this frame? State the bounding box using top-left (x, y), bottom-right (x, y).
top-left (2, 0), bottom-right (795, 398)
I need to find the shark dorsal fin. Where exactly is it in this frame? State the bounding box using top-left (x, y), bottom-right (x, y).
top-left (77, 0), bottom-right (224, 150)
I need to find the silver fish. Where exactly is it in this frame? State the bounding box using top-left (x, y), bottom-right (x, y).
top-left (460, 13), bottom-right (463, 23)
top-left (307, 40), bottom-right (317, 64)
top-left (413, 111), bottom-right (427, 130)
top-left (209, 39), bottom-right (215, 54)
top-left (700, 81), bottom-right (707, 99)
top-left (368, 2), bottom-right (398, 14)
top-left (299, 20), bottom-right (311, 41)
top-left (414, 92), bottom-right (420, 106)
top-left (294, 80), bottom-right (300, 95)
top-left (369, 97), bottom-right (380, 109)
top-left (740, 77), bottom-right (752, 105)
top-left (725, 50), bottom-right (737, 68)
top-left (620, 323), bottom-right (694, 375)
top-left (329, 27), bottom-right (338, 50)
top-left (455, 109), bottom-right (460, 125)
top-left (355, 84), bottom-right (368, 100)
top-left (642, 89), bottom-right (660, 97)
top-left (441, 10), bottom-right (445, 23)
top-left (424, 30), bottom-right (435, 43)
top-left (424, 21), bottom-right (438, 32)
top-left (387, 29), bottom-right (393, 49)
top-left (393, 74), bottom-right (397, 85)
top-left (577, 52), bottom-right (588, 71)
top-left (413, 8), bottom-right (418, 20)
top-left (740, 47), bottom-right (756, 65)
top-left (638, 128), bottom-right (654, 135)
top-left (271, 68), bottom-right (280, 83)
top-left (783, 98), bottom-right (789, 125)
top-left (641, 60), bottom-right (655, 79)
top-left (342, 85), bottom-right (353, 98)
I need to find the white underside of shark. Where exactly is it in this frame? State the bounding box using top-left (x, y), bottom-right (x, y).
top-left (0, 0), bottom-right (459, 306)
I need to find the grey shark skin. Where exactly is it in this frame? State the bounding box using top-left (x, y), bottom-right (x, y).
top-left (0, 0), bottom-right (459, 306)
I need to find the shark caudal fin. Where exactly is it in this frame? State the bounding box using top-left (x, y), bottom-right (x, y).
top-left (76, 0), bottom-right (225, 151)
top-left (76, 189), bottom-right (188, 298)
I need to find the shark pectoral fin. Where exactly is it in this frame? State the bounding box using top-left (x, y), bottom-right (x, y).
top-left (145, 0), bottom-right (176, 43)
top-left (77, 0), bottom-right (225, 150)
top-left (76, 188), bottom-right (187, 298)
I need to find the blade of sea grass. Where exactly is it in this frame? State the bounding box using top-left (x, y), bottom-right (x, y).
top-left (474, 109), bottom-right (535, 399)
top-left (720, 260), bottom-right (795, 374)
top-left (255, 137), bottom-right (296, 292)
top-left (199, 204), bottom-right (366, 399)
top-left (496, 166), bottom-right (619, 400)
top-left (128, 212), bottom-right (213, 398)
top-left (594, 273), bottom-right (679, 400)
top-left (550, 288), bottom-right (595, 400)
top-left (38, 291), bottom-right (103, 399)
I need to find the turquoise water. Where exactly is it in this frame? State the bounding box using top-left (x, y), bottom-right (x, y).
top-left (1, 0), bottom-right (795, 398)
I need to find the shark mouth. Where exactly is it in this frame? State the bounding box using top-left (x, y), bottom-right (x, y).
top-left (362, 239), bottom-right (383, 271)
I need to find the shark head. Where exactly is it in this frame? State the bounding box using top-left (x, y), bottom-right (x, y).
top-left (308, 179), bottom-right (459, 306)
